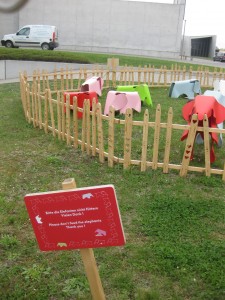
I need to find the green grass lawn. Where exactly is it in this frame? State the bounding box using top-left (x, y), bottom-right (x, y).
top-left (0, 79), bottom-right (225, 299)
top-left (0, 47), bottom-right (222, 72)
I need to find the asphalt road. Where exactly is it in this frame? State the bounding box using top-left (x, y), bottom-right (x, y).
top-left (173, 56), bottom-right (225, 69)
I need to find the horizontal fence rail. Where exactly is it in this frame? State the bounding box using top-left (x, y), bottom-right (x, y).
top-left (22, 63), bottom-right (225, 93)
top-left (19, 65), bottom-right (225, 180)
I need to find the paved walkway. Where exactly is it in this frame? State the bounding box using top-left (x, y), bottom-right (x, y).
top-left (0, 57), bottom-right (224, 85)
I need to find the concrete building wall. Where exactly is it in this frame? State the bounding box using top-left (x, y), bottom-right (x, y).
top-left (0, 11), bottom-right (19, 35)
top-left (0, 0), bottom-right (186, 59)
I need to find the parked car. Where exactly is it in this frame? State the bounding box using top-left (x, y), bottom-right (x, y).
top-left (213, 52), bottom-right (225, 62)
top-left (1, 25), bottom-right (59, 50)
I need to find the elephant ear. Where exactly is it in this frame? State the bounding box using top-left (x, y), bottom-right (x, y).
top-left (182, 100), bottom-right (195, 121)
top-left (213, 101), bottom-right (225, 124)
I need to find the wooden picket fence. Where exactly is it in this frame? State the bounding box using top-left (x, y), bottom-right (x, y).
top-left (19, 66), bottom-right (225, 180)
top-left (22, 63), bottom-right (225, 94)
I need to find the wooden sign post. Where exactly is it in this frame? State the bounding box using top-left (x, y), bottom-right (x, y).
top-left (62, 178), bottom-right (105, 300)
top-left (24, 178), bottom-right (126, 300)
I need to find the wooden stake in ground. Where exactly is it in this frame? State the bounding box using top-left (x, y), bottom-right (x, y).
top-left (62, 178), bottom-right (106, 300)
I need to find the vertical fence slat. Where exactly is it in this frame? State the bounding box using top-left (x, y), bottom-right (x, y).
top-left (163, 107), bottom-right (173, 173)
top-left (143, 65), bottom-right (147, 84)
top-left (65, 67), bottom-right (69, 90)
top-left (163, 66), bottom-right (167, 86)
top-left (108, 106), bottom-right (115, 167)
top-left (157, 66), bottom-right (162, 85)
top-left (42, 70), bottom-right (46, 91)
top-left (44, 89), bottom-right (49, 133)
top-left (91, 99), bottom-right (97, 156)
top-left (137, 65), bottom-right (141, 84)
top-left (54, 68), bottom-right (57, 91)
top-left (96, 103), bottom-right (104, 163)
top-left (81, 102), bottom-right (86, 152)
top-left (222, 162), bottom-right (225, 181)
top-left (34, 82), bottom-right (39, 127)
top-left (182, 66), bottom-right (186, 80)
top-left (106, 69), bottom-right (110, 88)
top-left (70, 68), bottom-right (73, 90)
top-left (141, 109), bottom-right (149, 171)
top-left (180, 114), bottom-right (198, 177)
top-left (151, 66), bottom-right (155, 86)
top-left (73, 97), bottom-right (79, 148)
top-left (123, 108), bottom-right (133, 169)
top-left (177, 65), bottom-right (181, 81)
top-left (86, 100), bottom-right (91, 155)
top-left (203, 114), bottom-right (211, 177)
top-left (37, 84), bottom-right (42, 129)
top-left (57, 91), bottom-right (61, 139)
top-left (48, 90), bottom-right (56, 137)
top-left (152, 104), bottom-right (161, 170)
top-left (46, 71), bottom-right (50, 90)
top-left (31, 84), bottom-right (35, 127)
top-left (77, 68), bottom-right (82, 90)
top-left (61, 93), bottom-right (65, 140)
top-left (66, 94), bottom-right (71, 144)
top-left (60, 68), bottom-right (64, 91)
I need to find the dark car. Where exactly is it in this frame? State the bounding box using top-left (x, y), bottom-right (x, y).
top-left (213, 52), bottom-right (225, 62)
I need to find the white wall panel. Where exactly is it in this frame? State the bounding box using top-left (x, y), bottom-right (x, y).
top-left (0, 0), bottom-right (185, 58)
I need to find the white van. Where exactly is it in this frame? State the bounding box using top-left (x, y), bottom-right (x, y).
top-left (1, 25), bottom-right (59, 50)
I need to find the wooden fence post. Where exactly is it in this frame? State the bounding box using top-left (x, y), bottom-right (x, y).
top-left (222, 163), bottom-right (225, 181)
top-left (44, 89), bottom-right (49, 134)
top-left (61, 93), bottom-right (66, 141)
top-left (57, 91), bottom-right (62, 140)
top-left (33, 82), bottom-right (38, 127)
top-left (62, 178), bottom-right (106, 300)
top-left (31, 83), bottom-right (36, 127)
top-left (96, 103), bottom-right (105, 163)
top-left (60, 68), bottom-right (64, 91)
top-left (85, 100), bottom-right (91, 155)
top-left (163, 107), bottom-right (173, 173)
top-left (152, 104), bottom-right (161, 170)
top-left (81, 100), bottom-right (87, 153)
top-left (73, 96), bottom-right (79, 149)
top-left (123, 108), bottom-right (133, 169)
top-left (65, 93), bottom-right (71, 144)
top-left (48, 90), bottom-right (56, 137)
top-left (108, 106), bottom-right (115, 167)
top-left (91, 99), bottom-right (97, 156)
top-left (53, 68), bottom-right (57, 91)
top-left (37, 84), bottom-right (42, 129)
top-left (203, 114), bottom-right (211, 177)
top-left (141, 109), bottom-right (149, 172)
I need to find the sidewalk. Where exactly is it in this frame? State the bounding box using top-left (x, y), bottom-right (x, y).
top-left (0, 57), bottom-right (224, 85)
top-left (0, 78), bottom-right (20, 84)
top-left (0, 60), bottom-right (95, 83)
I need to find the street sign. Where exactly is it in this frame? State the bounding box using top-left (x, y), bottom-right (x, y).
top-left (24, 184), bottom-right (125, 251)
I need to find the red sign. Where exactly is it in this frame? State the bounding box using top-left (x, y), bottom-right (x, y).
top-left (24, 185), bottom-right (126, 251)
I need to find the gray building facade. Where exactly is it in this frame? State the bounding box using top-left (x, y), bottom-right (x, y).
top-left (0, 0), bottom-right (187, 59)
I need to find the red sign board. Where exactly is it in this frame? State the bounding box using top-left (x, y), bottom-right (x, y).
top-left (24, 185), bottom-right (125, 251)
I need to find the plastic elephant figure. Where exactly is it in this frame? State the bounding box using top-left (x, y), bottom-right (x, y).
top-left (181, 95), bottom-right (225, 163)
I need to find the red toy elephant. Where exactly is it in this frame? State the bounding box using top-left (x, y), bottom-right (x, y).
top-left (181, 95), bottom-right (225, 163)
